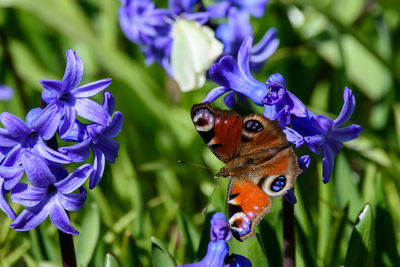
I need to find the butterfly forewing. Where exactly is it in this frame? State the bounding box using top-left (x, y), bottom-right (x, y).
top-left (191, 103), bottom-right (242, 163)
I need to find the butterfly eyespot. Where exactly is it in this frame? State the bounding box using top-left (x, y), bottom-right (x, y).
top-left (192, 108), bottom-right (214, 132)
top-left (244, 120), bottom-right (263, 133)
top-left (270, 176), bottom-right (286, 192)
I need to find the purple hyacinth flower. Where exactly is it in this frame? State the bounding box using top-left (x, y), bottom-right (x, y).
top-left (207, 0), bottom-right (268, 18)
top-left (291, 87), bottom-right (362, 183)
top-left (205, 37), bottom-right (268, 106)
top-left (59, 92), bottom-right (122, 189)
top-left (210, 212), bottom-right (233, 242)
top-left (215, 7), bottom-right (279, 71)
top-left (0, 85), bottom-right (14, 101)
top-left (10, 163), bottom-right (92, 235)
top-left (181, 240), bottom-right (229, 267)
top-left (0, 108), bottom-right (70, 190)
top-left (182, 212), bottom-right (251, 266)
top-left (0, 108), bottom-right (70, 219)
top-left (262, 73), bottom-right (307, 126)
top-left (40, 49), bottom-right (112, 138)
top-left (119, 0), bottom-right (172, 45)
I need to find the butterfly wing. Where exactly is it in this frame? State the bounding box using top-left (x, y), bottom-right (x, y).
top-left (227, 176), bottom-right (272, 241)
top-left (191, 102), bottom-right (243, 163)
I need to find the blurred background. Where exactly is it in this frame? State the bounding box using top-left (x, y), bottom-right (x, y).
top-left (0, 0), bottom-right (399, 266)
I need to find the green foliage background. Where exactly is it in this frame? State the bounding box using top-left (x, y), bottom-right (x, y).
top-left (0, 0), bottom-right (399, 266)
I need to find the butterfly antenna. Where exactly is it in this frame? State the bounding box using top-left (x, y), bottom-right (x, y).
top-left (202, 177), bottom-right (221, 214)
top-left (177, 160), bottom-right (214, 171)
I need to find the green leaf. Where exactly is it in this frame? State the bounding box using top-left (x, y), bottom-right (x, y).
top-left (345, 204), bottom-right (374, 266)
top-left (77, 202), bottom-right (100, 267)
top-left (374, 173), bottom-right (400, 266)
top-left (334, 154), bottom-right (362, 219)
top-left (151, 237), bottom-right (177, 267)
top-left (104, 253), bottom-right (120, 267)
top-left (229, 234), bottom-right (268, 267)
top-left (323, 205), bottom-right (349, 267)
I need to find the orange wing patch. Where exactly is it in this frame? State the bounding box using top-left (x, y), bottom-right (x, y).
top-left (227, 178), bottom-right (272, 240)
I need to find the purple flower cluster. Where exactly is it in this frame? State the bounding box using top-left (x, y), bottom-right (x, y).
top-left (204, 37), bottom-right (362, 189)
top-left (0, 49), bottom-right (122, 235)
top-left (118, 0), bottom-right (278, 75)
top-left (181, 212), bottom-right (251, 266)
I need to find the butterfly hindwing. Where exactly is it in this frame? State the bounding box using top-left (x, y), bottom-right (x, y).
top-left (227, 176), bottom-right (272, 241)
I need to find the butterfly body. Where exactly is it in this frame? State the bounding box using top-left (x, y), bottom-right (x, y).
top-left (191, 102), bottom-right (301, 241)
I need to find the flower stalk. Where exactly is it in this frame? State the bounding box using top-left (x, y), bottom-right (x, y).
top-left (58, 230), bottom-right (77, 267)
top-left (283, 198), bottom-right (295, 267)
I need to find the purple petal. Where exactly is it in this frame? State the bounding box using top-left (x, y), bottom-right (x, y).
top-left (59, 187), bottom-right (87, 211)
top-left (60, 119), bottom-right (89, 142)
top-left (0, 112), bottom-right (30, 136)
top-left (283, 189), bottom-right (297, 204)
top-left (206, 2), bottom-right (231, 18)
top-left (59, 105), bottom-right (77, 139)
top-left (224, 92), bottom-right (236, 108)
top-left (282, 126), bottom-right (305, 147)
top-left (238, 0), bottom-right (268, 18)
top-left (39, 80), bottom-right (62, 94)
top-left (232, 254), bottom-right (252, 267)
top-left (31, 104), bottom-right (61, 140)
top-left (1, 144), bottom-right (22, 166)
top-left (329, 125), bottom-right (362, 142)
top-left (41, 89), bottom-right (58, 103)
top-left (21, 150), bottom-right (56, 187)
top-left (0, 128), bottom-right (19, 147)
top-left (322, 144), bottom-right (335, 183)
top-left (0, 165), bottom-right (24, 190)
top-left (0, 179), bottom-right (16, 219)
top-left (74, 98), bottom-right (110, 125)
top-left (58, 138), bottom-right (91, 163)
top-left (263, 104), bottom-right (277, 121)
top-left (202, 86), bottom-right (229, 103)
top-left (55, 164), bottom-right (92, 194)
top-left (87, 124), bottom-right (103, 144)
top-left (210, 212), bottom-right (232, 242)
top-left (102, 91), bottom-right (115, 115)
top-left (0, 85), bottom-right (14, 101)
top-left (250, 28), bottom-right (279, 63)
top-left (209, 56), bottom-right (266, 105)
top-left (11, 201), bottom-right (50, 231)
top-left (287, 92), bottom-right (307, 117)
top-left (96, 138), bottom-right (120, 163)
top-left (304, 135), bottom-right (324, 154)
top-left (89, 147), bottom-right (105, 189)
top-left (25, 108), bottom-right (42, 128)
top-left (103, 112), bottom-right (123, 139)
top-left (71, 78), bottom-right (112, 98)
top-left (310, 115), bottom-right (334, 133)
top-left (237, 36), bottom-right (253, 78)
top-left (275, 105), bottom-right (291, 126)
top-left (61, 49), bottom-right (84, 92)
top-left (334, 87), bottom-right (356, 127)
top-left (298, 155), bottom-right (311, 171)
top-left (35, 138), bottom-right (71, 164)
top-left (11, 183), bottom-right (47, 207)
top-left (49, 200), bottom-right (79, 235)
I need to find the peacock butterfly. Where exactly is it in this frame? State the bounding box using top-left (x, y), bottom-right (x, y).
top-left (191, 102), bottom-right (301, 241)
